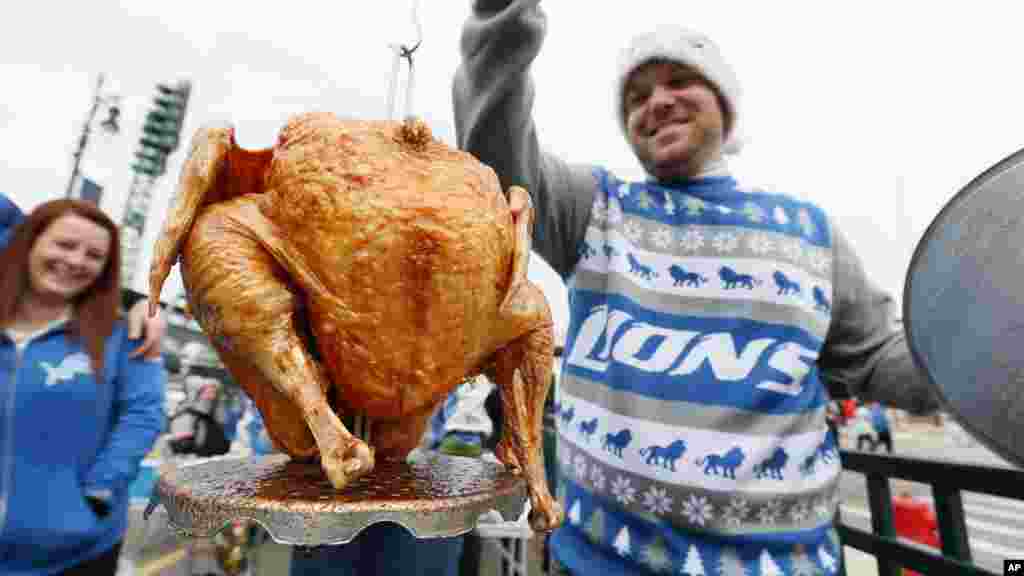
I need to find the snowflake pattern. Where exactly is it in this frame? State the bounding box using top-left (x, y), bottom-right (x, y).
top-left (813, 496), bottom-right (832, 519)
top-left (590, 465), bottom-right (607, 492)
top-left (789, 500), bottom-right (812, 523)
top-left (778, 237), bottom-right (804, 263)
top-left (722, 497), bottom-right (751, 527)
top-left (611, 475), bottom-right (637, 506)
top-left (711, 232), bottom-right (740, 253)
top-left (591, 198), bottom-right (607, 224)
top-left (808, 250), bottom-right (831, 274)
top-left (681, 494), bottom-right (714, 527)
top-left (606, 198), bottom-right (623, 224)
top-left (757, 498), bottom-right (784, 525)
top-left (559, 447), bottom-right (573, 473)
top-left (574, 453), bottom-right (588, 480)
top-left (624, 221), bottom-right (644, 243)
top-left (747, 233), bottom-right (775, 255)
top-left (678, 228), bottom-right (705, 252)
top-left (642, 486), bottom-right (674, 516)
top-left (650, 227), bottom-right (673, 249)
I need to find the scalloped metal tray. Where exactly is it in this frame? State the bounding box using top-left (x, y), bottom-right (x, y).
top-left (143, 450), bottom-right (527, 546)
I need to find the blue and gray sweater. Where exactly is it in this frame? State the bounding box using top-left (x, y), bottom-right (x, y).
top-left (453, 2), bottom-right (937, 574)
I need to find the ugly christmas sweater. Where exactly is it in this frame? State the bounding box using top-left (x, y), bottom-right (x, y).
top-left (552, 169), bottom-right (845, 576)
top-left (453, 1), bottom-right (936, 574)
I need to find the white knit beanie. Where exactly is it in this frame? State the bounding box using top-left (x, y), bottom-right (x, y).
top-left (615, 25), bottom-right (743, 155)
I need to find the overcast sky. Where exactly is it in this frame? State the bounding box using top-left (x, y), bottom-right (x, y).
top-left (4, 1), bottom-right (1024, 340)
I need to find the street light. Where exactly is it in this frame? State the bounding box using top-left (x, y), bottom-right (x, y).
top-left (65, 73), bottom-right (121, 199)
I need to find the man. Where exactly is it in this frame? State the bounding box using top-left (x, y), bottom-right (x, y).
top-left (453, 2), bottom-right (938, 574)
top-left (851, 401), bottom-right (878, 452)
top-left (428, 374), bottom-right (497, 457)
top-left (0, 192), bottom-right (165, 358)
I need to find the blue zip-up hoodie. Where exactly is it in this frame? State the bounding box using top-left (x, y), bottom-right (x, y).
top-left (0, 320), bottom-right (166, 574)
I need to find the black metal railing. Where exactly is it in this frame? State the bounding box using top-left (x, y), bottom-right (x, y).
top-left (836, 448), bottom-right (1023, 576)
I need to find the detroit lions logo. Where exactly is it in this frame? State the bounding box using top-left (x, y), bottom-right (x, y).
top-left (39, 352), bottom-right (92, 387)
top-left (752, 447), bottom-right (789, 480)
top-left (718, 266), bottom-right (760, 290)
top-left (601, 428), bottom-right (633, 458)
top-left (668, 265), bottom-right (707, 287)
top-left (577, 417), bottom-right (599, 441)
top-left (627, 253), bottom-right (658, 280)
top-left (639, 439), bottom-right (687, 471)
top-left (799, 452), bottom-right (818, 476)
top-left (697, 446), bottom-right (746, 479)
top-left (813, 286), bottom-right (832, 313)
top-left (772, 271), bottom-right (802, 296)
top-left (559, 404), bottom-right (575, 425)
top-left (566, 306), bottom-right (821, 396)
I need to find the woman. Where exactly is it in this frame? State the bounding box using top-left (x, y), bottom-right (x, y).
top-left (0, 199), bottom-right (166, 575)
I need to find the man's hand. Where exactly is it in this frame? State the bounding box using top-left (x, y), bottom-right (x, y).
top-left (128, 299), bottom-right (166, 359)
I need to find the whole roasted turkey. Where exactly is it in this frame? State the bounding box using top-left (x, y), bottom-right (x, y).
top-left (148, 112), bottom-right (562, 531)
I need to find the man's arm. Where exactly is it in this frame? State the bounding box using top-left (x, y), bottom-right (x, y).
top-left (453, 0), bottom-right (597, 280)
top-left (121, 289), bottom-right (167, 359)
top-left (818, 226), bottom-right (940, 414)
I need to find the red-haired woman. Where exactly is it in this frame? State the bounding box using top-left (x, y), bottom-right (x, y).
top-left (0, 199), bottom-right (166, 575)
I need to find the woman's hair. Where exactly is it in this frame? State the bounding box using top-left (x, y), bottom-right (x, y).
top-left (0, 199), bottom-right (122, 373)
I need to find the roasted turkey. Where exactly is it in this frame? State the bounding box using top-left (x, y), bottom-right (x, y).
top-left (148, 112), bottom-right (562, 531)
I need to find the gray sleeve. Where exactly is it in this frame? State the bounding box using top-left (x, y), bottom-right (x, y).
top-left (817, 225), bottom-right (940, 415)
top-left (452, 0), bottom-right (597, 280)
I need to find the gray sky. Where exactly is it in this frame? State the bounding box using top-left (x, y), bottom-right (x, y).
top-left (4, 1), bottom-right (1024, 340)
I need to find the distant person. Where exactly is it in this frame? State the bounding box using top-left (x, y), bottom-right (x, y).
top-left (428, 374), bottom-right (496, 457)
top-left (0, 192), bottom-right (167, 359)
top-left (825, 400), bottom-right (841, 443)
top-left (841, 398), bottom-right (857, 426)
top-left (0, 199), bottom-right (166, 574)
top-left (869, 401), bottom-right (893, 453)
top-left (852, 403), bottom-right (877, 451)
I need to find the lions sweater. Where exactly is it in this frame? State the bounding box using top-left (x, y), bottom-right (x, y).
top-left (453, 1), bottom-right (937, 574)
top-left (553, 169), bottom-right (844, 575)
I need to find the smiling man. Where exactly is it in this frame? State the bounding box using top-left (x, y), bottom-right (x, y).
top-left (453, 3), bottom-right (939, 575)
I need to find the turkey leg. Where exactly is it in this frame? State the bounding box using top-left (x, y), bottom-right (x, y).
top-left (491, 319), bottom-right (561, 532)
top-left (489, 185), bottom-right (562, 532)
top-left (180, 200), bottom-right (374, 490)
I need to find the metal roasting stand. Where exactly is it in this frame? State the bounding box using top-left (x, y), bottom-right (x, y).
top-left (143, 449), bottom-right (527, 547)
